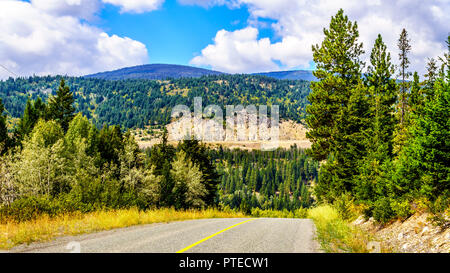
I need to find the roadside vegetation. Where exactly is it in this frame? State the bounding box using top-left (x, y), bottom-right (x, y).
top-left (0, 208), bottom-right (244, 249)
top-left (306, 9), bottom-right (449, 226)
top-left (307, 205), bottom-right (371, 253)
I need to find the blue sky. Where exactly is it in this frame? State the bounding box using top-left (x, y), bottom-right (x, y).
top-left (0, 0), bottom-right (448, 78)
top-left (97, 1), bottom-right (252, 66)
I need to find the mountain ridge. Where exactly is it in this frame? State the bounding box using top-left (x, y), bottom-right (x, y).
top-left (84, 64), bottom-right (315, 82)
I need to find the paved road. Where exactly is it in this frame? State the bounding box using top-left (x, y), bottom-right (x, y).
top-left (10, 218), bottom-right (319, 253)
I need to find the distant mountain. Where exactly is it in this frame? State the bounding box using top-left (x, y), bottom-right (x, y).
top-left (85, 64), bottom-right (316, 82)
top-left (253, 70), bottom-right (316, 81)
top-left (85, 64), bottom-right (224, 80)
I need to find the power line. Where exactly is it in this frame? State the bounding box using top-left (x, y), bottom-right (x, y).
top-left (0, 63), bottom-right (19, 77)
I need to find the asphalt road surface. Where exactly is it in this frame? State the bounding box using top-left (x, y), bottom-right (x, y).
top-left (10, 218), bottom-right (319, 253)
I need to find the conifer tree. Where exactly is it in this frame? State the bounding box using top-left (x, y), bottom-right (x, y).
top-left (307, 9), bottom-right (368, 200)
top-left (397, 28), bottom-right (412, 125)
top-left (307, 9), bottom-right (365, 161)
top-left (365, 34), bottom-right (398, 156)
top-left (0, 99), bottom-right (10, 154)
top-left (393, 73), bottom-right (449, 200)
top-left (15, 97), bottom-right (47, 145)
top-left (47, 79), bottom-right (75, 132)
top-left (355, 35), bottom-right (398, 203)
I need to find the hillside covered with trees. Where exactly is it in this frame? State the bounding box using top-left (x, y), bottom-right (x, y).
top-left (0, 74), bottom-right (311, 129)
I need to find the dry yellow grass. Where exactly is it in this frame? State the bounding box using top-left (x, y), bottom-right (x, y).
top-left (0, 208), bottom-right (244, 249)
top-left (308, 205), bottom-right (372, 253)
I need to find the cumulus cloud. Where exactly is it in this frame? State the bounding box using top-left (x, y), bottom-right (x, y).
top-left (0, 0), bottom-right (148, 79)
top-left (190, 27), bottom-right (311, 73)
top-left (190, 0), bottom-right (449, 75)
top-left (31, 0), bottom-right (101, 20)
top-left (102, 0), bottom-right (165, 13)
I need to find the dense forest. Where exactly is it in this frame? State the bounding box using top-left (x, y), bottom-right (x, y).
top-left (0, 74), bottom-right (311, 129)
top-left (307, 9), bottom-right (449, 224)
top-left (0, 78), bottom-right (317, 221)
top-left (210, 147), bottom-right (318, 213)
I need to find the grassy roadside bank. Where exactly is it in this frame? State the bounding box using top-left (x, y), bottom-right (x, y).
top-left (1, 204), bottom-right (388, 252)
top-left (0, 208), bottom-right (245, 249)
top-left (307, 205), bottom-right (374, 253)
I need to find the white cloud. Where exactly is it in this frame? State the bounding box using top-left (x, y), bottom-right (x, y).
top-left (102, 0), bottom-right (165, 13)
top-left (190, 27), bottom-right (312, 73)
top-left (31, 0), bottom-right (101, 20)
top-left (190, 0), bottom-right (449, 75)
top-left (177, 0), bottom-right (238, 8)
top-left (0, 0), bottom-right (148, 79)
top-left (191, 27), bottom-right (278, 73)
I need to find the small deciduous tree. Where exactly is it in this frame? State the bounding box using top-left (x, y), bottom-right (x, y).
top-left (171, 150), bottom-right (207, 209)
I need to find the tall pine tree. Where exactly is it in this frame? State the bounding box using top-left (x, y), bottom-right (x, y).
top-left (356, 35), bottom-right (398, 203)
top-left (306, 9), bottom-right (368, 201)
top-left (47, 79), bottom-right (75, 132)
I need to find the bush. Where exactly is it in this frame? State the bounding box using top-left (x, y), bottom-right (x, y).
top-left (250, 208), bottom-right (307, 218)
top-left (333, 193), bottom-right (355, 220)
top-left (0, 195), bottom-right (68, 222)
top-left (372, 197), bottom-right (394, 224)
top-left (390, 199), bottom-right (414, 220)
top-left (427, 195), bottom-right (450, 229)
top-left (307, 205), bottom-right (370, 253)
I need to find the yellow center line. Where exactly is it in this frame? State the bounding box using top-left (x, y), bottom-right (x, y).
top-left (176, 218), bottom-right (257, 253)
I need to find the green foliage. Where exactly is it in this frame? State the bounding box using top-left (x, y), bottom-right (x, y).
top-left (214, 146), bottom-right (317, 212)
top-left (250, 207), bottom-right (308, 218)
top-left (308, 12), bottom-right (449, 224)
top-left (179, 139), bottom-right (220, 206)
top-left (14, 97), bottom-right (47, 145)
top-left (0, 98), bottom-right (11, 154)
top-left (333, 193), bottom-right (355, 221)
top-left (171, 150), bottom-right (207, 209)
top-left (307, 9), bottom-right (369, 200)
top-left (427, 195), bottom-right (450, 229)
top-left (0, 74), bottom-right (311, 129)
top-left (47, 79), bottom-right (75, 132)
top-left (372, 197), bottom-right (395, 224)
top-left (0, 195), bottom-right (66, 222)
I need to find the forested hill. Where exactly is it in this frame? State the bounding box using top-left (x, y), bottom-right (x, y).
top-left (84, 63), bottom-right (316, 82)
top-left (254, 70), bottom-right (316, 81)
top-left (0, 74), bottom-right (310, 129)
top-left (85, 64), bottom-right (224, 80)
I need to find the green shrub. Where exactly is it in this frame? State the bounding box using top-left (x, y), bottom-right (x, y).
top-left (0, 195), bottom-right (66, 222)
top-left (427, 195), bottom-right (450, 229)
top-left (333, 193), bottom-right (355, 220)
top-left (390, 199), bottom-right (414, 220)
top-left (372, 197), bottom-right (394, 224)
top-left (250, 208), bottom-right (307, 218)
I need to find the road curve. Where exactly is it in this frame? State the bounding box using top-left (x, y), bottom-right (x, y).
top-left (10, 218), bottom-right (319, 253)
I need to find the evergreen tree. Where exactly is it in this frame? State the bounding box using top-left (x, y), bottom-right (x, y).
top-left (365, 34), bottom-right (398, 156)
top-left (307, 9), bottom-right (365, 161)
top-left (149, 128), bottom-right (175, 207)
top-left (424, 58), bottom-right (438, 94)
top-left (47, 79), bottom-right (75, 132)
top-left (397, 28), bottom-right (412, 125)
top-left (307, 9), bottom-right (368, 201)
top-left (355, 35), bottom-right (398, 203)
top-left (14, 97), bottom-right (47, 146)
top-left (0, 98), bottom-right (10, 154)
top-left (393, 74), bottom-right (449, 200)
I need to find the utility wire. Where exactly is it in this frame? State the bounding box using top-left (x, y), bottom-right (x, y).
top-left (0, 63), bottom-right (19, 77)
